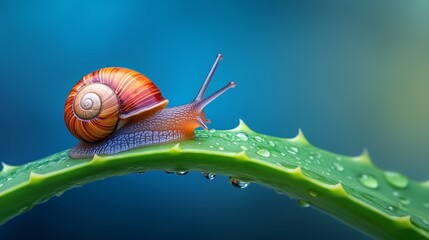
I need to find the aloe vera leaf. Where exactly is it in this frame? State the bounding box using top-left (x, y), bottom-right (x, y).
top-left (0, 120), bottom-right (428, 239)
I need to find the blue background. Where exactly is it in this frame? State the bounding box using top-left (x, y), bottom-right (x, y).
top-left (1, 0), bottom-right (429, 239)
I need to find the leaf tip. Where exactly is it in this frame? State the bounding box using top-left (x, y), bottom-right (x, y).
top-left (90, 154), bottom-right (105, 164)
top-left (170, 143), bottom-right (182, 152)
top-left (329, 183), bottom-right (348, 197)
top-left (28, 171), bottom-right (44, 183)
top-left (290, 128), bottom-right (310, 145)
top-left (1, 162), bottom-right (18, 173)
top-left (230, 119), bottom-right (254, 133)
top-left (351, 148), bottom-right (373, 165)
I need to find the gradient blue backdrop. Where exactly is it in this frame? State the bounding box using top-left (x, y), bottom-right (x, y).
top-left (1, 1), bottom-right (428, 239)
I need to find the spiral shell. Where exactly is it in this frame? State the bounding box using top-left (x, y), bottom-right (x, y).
top-left (64, 67), bottom-right (168, 142)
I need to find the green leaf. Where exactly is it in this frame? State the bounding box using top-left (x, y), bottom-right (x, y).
top-left (1, 120), bottom-right (428, 239)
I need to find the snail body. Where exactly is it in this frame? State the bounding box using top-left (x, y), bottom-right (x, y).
top-left (65, 54), bottom-right (235, 158)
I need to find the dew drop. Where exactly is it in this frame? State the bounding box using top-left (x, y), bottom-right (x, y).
top-left (7, 177), bottom-right (12, 181)
top-left (256, 149), bottom-right (270, 157)
top-left (203, 172), bottom-right (216, 180)
top-left (297, 199), bottom-right (310, 207)
top-left (0, 184), bottom-right (3, 187)
top-left (290, 147), bottom-right (298, 153)
top-left (236, 132), bottom-right (249, 141)
top-left (229, 177), bottom-right (249, 189)
top-left (209, 129), bottom-right (216, 133)
top-left (268, 141), bottom-right (276, 147)
top-left (240, 146), bottom-right (248, 151)
top-left (309, 190), bottom-right (318, 197)
top-left (218, 147), bottom-right (224, 151)
top-left (384, 171), bottom-right (408, 189)
top-left (280, 152), bottom-right (285, 156)
top-left (423, 202), bottom-right (429, 208)
top-left (333, 162), bottom-right (344, 171)
top-left (358, 174), bottom-right (378, 189)
top-left (176, 171), bottom-right (189, 176)
top-left (399, 197), bottom-right (410, 205)
top-left (165, 170), bottom-right (174, 174)
top-left (254, 136), bottom-right (264, 142)
top-left (392, 191), bottom-right (399, 197)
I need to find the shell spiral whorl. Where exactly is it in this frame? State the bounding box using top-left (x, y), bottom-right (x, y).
top-left (65, 67), bottom-right (168, 143)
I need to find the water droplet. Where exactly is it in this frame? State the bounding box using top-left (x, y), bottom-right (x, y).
top-left (297, 199), bottom-right (310, 207)
top-left (229, 177), bottom-right (249, 189)
top-left (256, 149), bottom-right (270, 157)
top-left (165, 170), bottom-right (174, 174)
top-left (423, 202), bottom-right (429, 208)
top-left (290, 147), bottom-right (298, 153)
top-left (176, 171), bottom-right (189, 175)
top-left (268, 141), bottom-right (275, 147)
top-left (387, 205), bottom-right (396, 212)
top-left (254, 136), bottom-right (264, 142)
top-left (218, 147), bottom-right (224, 151)
top-left (203, 172), bottom-right (216, 180)
top-left (287, 150), bottom-right (296, 155)
top-left (240, 146), bottom-right (248, 151)
top-left (399, 197), bottom-right (410, 205)
top-left (280, 152), bottom-right (285, 156)
top-left (209, 129), bottom-right (216, 133)
top-left (392, 191), bottom-right (399, 197)
top-left (384, 171), bottom-right (408, 189)
top-left (358, 174), bottom-right (378, 189)
top-left (309, 190), bottom-right (318, 197)
top-left (236, 132), bottom-right (249, 141)
top-left (7, 177), bottom-right (12, 181)
top-left (0, 184), bottom-right (3, 187)
top-left (333, 162), bottom-right (344, 171)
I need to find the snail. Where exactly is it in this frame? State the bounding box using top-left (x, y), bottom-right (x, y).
top-left (64, 54), bottom-right (235, 159)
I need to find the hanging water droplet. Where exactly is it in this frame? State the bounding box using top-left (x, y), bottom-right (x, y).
top-left (218, 147), bottom-right (224, 151)
top-left (136, 171), bottom-right (145, 174)
top-left (236, 132), bottom-right (249, 141)
top-left (257, 149), bottom-right (270, 157)
top-left (297, 199), bottom-right (310, 207)
top-left (384, 171), bottom-right (408, 189)
top-left (229, 177), bottom-right (249, 189)
top-left (309, 190), bottom-right (318, 197)
top-left (165, 170), bottom-right (174, 174)
top-left (209, 129), bottom-right (216, 133)
top-left (333, 162), bottom-right (344, 171)
top-left (268, 141), bottom-right (276, 147)
top-left (203, 172), bottom-right (216, 180)
top-left (358, 174), bottom-right (378, 189)
top-left (176, 171), bottom-right (189, 175)
top-left (240, 146), bottom-right (248, 151)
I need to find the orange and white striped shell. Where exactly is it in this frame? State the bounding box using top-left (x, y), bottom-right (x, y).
top-left (64, 67), bottom-right (168, 142)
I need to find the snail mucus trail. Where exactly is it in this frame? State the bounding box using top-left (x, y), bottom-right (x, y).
top-left (66, 54), bottom-right (235, 159)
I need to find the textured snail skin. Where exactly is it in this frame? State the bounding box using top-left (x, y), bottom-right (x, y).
top-left (69, 102), bottom-right (206, 158)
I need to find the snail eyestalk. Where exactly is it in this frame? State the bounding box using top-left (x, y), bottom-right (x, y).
top-left (194, 81), bottom-right (236, 113)
top-left (195, 53), bottom-right (223, 101)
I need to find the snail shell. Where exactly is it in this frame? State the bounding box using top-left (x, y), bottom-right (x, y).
top-left (64, 67), bottom-right (168, 142)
